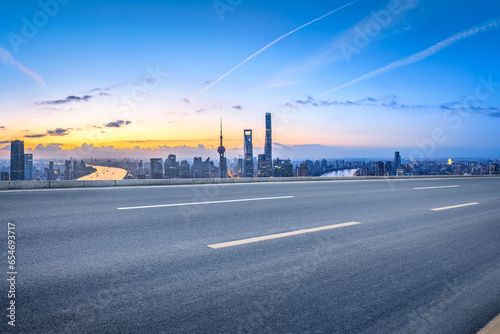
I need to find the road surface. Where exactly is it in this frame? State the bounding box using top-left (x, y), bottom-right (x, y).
top-left (1, 177), bottom-right (499, 333)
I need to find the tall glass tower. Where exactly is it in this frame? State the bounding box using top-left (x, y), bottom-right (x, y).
top-left (10, 140), bottom-right (24, 181)
top-left (393, 151), bottom-right (401, 175)
top-left (244, 129), bottom-right (253, 177)
top-left (264, 113), bottom-right (272, 176)
top-left (24, 154), bottom-right (33, 180)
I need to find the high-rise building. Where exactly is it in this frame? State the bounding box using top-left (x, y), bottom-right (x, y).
top-left (273, 158), bottom-right (293, 177)
top-left (10, 140), bottom-right (24, 181)
top-left (204, 158), bottom-right (217, 178)
top-left (217, 118), bottom-right (227, 178)
top-left (73, 160), bottom-right (78, 179)
top-left (137, 160), bottom-right (145, 179)
top-left (243, 129), bottom-right (253, 177)
top-left (490, 163), bottom-right (499, 174)
top-left (65, 160), bottom-right (72, 180)
top-left (376, 161), bottom-right (384, 176)
top-left (385, 161), bottom-right (392, 176)
top-left (179, 160), bottom-right (191, 178)
top-left (48, 161), bottom-right (55, 180)
top-left (150, 158), bottom-right (163, 179)
top-left (192, 157), bottom-right (204, 178)
top-left (0, 171), bottom-right (8, 181)
top-left (236, 158), bottom-right (243, 177)
top-left (164, 154), bottom-right (179, 178)
top-left (264, 113), bottom-right (272, 176)
top-left (24, 154), bottom-right (33, 180)
top-left (297, 163), bottom-right (309, 177)
top-left (257, 154), bottom-right (269, 177)
top-left (393, 151), bottom-right (401, 175)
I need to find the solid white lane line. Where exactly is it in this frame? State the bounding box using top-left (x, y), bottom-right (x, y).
top-left (414, 185), bottom-right (460, 190)
top-left (208, 222), bottom-right (361, 249)
top-left (117, 196), bottom-right (294, 210)
top-left (431, 202), bottom-right (479, 211)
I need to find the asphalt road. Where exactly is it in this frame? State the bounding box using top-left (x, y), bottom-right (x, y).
top-left (1, 177), bottom-right (499, 333)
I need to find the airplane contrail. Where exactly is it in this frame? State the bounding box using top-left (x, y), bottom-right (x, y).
top-left (318, 16), bottom-right (500, 97)
top-left (0, 47), bottom-right (45, 86)
top-left (185, 0), bottom-right (360, 102)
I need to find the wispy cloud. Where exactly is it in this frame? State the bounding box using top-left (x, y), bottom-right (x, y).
top-left (24, 128), bottom-right (72, 138)
top-left (318, 16), bottom-right (500, 96)
top-left (104, 120), bottom-right (132, 128)
top-left (33, 143), bottom-right (64, 151)
top-left (185, 0), bottom-right (359, 101)
top-left (289, 95), bottom-right (500, 117)
top-left (24, 134), bottom-right (47, 138)
top-left (0, 47), bottom-right (45, 85)
top-left (232, 105), bottom-right (243, 110)
top-left (47, 128), bottom-right (71, 136)
top-left (0, 126), bottom-right (6, 130)
top-left (37, 95), bottom-right (93, 105)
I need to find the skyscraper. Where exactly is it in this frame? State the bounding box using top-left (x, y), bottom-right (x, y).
top-left (257, 154), bottom-right (269, 177)
top-left (385, 161), bottom-right (392, 177)
top-left (264, 113), bottom-right (272, 176)
top-left (65, 160), bottom-right (72, 180)
top-left (24, 154), bottom-right (33, 181)
top-left (243, 129), bottom-right (253, 177)
top-left (138, 160), bottom-right (145, 179)
top-left (192, 157), bottom-right (204, 178)
top-left (164, 154), bottom-right (179, 178)
top-left (179, 160), bottom-right (191, 178)
top-left (150, 158), bottom-right (163, 179)
top-left (393, 151), bottom-right (401, 175)
top-left (10, 140), bottom-right (24, 181)
top-left (48, 161), bottom-right (55, 180)
top-left (217, 118), bottom-right (227, 178)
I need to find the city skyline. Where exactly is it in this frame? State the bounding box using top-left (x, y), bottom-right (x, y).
top-left (1, 1), bottom-right (500, 160)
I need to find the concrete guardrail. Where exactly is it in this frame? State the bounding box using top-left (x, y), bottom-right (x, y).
top-left (0, 174), bottom-right (499, 191)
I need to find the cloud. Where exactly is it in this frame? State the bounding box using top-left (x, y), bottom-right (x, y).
top-left (0, 126), bottom-right (6, 130)
top-left (0, 47), bottom-right (45, 85)
top-left (90, 84), bottom-right (120, 93)
top-left (24, 133), bottom-right (47, 138)
top-left (0, 144), bottom-right (11, 151)
top-left (33, 143), bottom-right (63, 151)
top-left (47, 128), bottom-right (71, 136)
top-left (24, 128), bottom-right (72, 138)
top-left (104, 120), bottom-right (132, 128)
top-left (195, 108), bottom-right (205, 113)
top-left (37, 95), bottom-right (93, 105)
top-left (0, 140), bottom-right (10, 144)
top-left (232, 105), bottom-right (243, 110)
top-left (185, 0), bottom-right (359, 101)
top-left (273, 142), bottom-right (294, 150)
top-left (319, 16), bottom-right (500, 96)
top-left (288, 95), bottom-right (500, 118)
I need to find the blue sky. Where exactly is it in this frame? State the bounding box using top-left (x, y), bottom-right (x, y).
top-left (0, 0), bottom-right (499, 160)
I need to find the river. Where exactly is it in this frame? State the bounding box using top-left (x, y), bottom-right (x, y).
top-left (77, 165), bottom-right (127, 180)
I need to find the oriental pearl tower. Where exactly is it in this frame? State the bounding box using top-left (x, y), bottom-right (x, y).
top-left (217, 117), bottom-right (228, 178)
